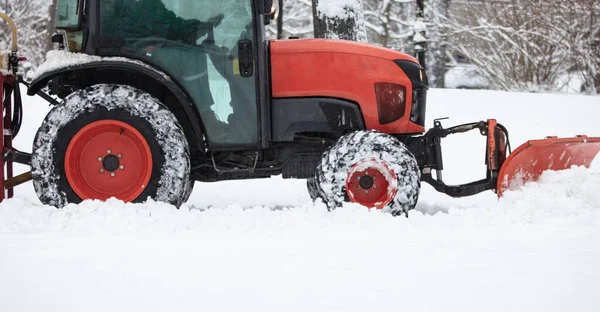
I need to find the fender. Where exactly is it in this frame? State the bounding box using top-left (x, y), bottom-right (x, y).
top-left (27, 61), bottom-right (205, 154)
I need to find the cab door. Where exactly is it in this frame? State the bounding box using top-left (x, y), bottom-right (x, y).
top-left (98, 0), bottom-right (260, 146)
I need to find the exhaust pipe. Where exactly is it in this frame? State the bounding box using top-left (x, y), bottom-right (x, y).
top-left (0, 12), bottom-right (18, 52)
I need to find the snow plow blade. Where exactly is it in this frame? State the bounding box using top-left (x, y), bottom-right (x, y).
top-left (497, 136), bottom-right (600, 196)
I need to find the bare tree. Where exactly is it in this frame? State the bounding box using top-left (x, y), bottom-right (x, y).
top-left (558, 0), bottom-right (600, 94)
top-left (424, 0), bottom-right (449, 88)
top-left (312, 0), bottom-right (368, 42)
top-left (362, 0), bottom-right (450, 87)
top-left (266, 0), bottom-right (314, 39)
top-left (0, 0), bottom-right (52, 67)
top-left (363, 0), bottom-right (416, 50)
top-left (45, 0), bottom-right (57, 52)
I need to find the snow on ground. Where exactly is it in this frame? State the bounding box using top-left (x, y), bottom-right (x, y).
top-left (1, 88), bottom-right (599, 311)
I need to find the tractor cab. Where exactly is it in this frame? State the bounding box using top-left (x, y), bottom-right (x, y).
top-left (53, 0), bottom-right (277, 146)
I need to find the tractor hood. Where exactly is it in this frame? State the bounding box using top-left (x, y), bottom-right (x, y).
top-left (269, 38), bottom-right (419, 63)
top-left (269, 38), bottom-right (425, 135)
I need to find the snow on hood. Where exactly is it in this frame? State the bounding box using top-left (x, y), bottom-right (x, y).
top-left (270, 38), bottom-right (419, 63)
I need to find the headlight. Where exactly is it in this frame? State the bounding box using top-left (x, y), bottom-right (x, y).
top-left (374, 82), bottom-right (407, 125)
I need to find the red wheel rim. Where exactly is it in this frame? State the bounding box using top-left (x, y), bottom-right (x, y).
top-left (345, 158), bottom-right (398, 209)
top-left (65, 120), bottom-right (153, 202)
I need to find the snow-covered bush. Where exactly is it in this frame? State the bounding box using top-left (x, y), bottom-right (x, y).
top-left (432, 0), bottom-right (600, 93)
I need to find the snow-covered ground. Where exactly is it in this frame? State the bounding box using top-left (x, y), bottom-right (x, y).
top-left (1, 88), bottom-right (599, 311)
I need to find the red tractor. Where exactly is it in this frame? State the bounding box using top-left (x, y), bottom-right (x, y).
top-left (1, 1), bottom-right (599, 216)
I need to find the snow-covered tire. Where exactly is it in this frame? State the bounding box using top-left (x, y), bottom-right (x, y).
top-left (31, 84), bottom-right (191, 208)
top-left (315, 130), bottom-right (421, 215)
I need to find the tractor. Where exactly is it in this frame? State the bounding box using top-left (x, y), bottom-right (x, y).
top-left (1, 0), bottom-right (599, 216)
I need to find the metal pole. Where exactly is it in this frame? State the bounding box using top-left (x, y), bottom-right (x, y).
top-left (277, 0), bottom-right (284, 39)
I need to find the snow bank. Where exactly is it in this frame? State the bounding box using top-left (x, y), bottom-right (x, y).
top-left (1, 166), bottom-right (599, 312)
top-left (2, 88), bottom-right (599, 312)
top-left (1, 164), bottom-right (599, 236)
top-left (498, 166), bottom-right (600, 225)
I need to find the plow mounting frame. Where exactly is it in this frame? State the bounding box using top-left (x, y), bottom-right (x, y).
top-left (403, 118), bottom-right (509, 198)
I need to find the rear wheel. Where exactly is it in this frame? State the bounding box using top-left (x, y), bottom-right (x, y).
top-left (31, 84), bottom-right (191, 208)
top-left (313, 130), bottom-right (421, 216)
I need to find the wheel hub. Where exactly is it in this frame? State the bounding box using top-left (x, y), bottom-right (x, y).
top-left (102, 154), bottom-right (120, 172)
top-left (345, 158), bottom-right (398, 209)
top-left (358, 175), bottom-right (374, 189)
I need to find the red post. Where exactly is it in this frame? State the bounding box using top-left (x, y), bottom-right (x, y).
top-left (0, 73), bottom-right (4, 202)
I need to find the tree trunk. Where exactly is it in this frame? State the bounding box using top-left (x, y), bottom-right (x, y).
top-left (312, 0), bottom-right (367, 42)
top-left (46, 0), bottom-right (58, 53)
top-left (425, 0), bottom-right (450, 88)
top-left (414, 0), bottom-right (427, 69)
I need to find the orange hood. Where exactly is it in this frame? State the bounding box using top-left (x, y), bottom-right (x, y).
top-left (269, 38), bottom-right (425, 135)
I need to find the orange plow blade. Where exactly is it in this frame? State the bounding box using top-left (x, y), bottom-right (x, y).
top-left (497, 136), bottom-right (600, 197)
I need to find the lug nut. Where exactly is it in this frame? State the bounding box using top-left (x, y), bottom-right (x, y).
top-left (107, 149), bottom-right (112, 154)
top-left (356, 185), bottom-right (360, 190)
top-left (97, 157), bottom-right (102, 161)
top-left (110, 172), bottom-right (116, 177)
top-left (365, 190), bottom-right (369, 194)
top-left (372, 176), bottom-right (376, 180)
top-left (100, 168), bottom-right (105, 173)
top-left (119, 165), bottom-right (124, 170)
top-left (117, 153), bottom-right (122, 158)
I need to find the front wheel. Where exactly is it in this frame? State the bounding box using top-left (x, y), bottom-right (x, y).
top-left (313, 130), bottom-right (421, 216)
top-left (31, 84), bottom-right (191, 208)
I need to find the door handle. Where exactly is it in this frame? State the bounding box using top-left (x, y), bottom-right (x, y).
top-left (238, 39), bottom-right (253, 78)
